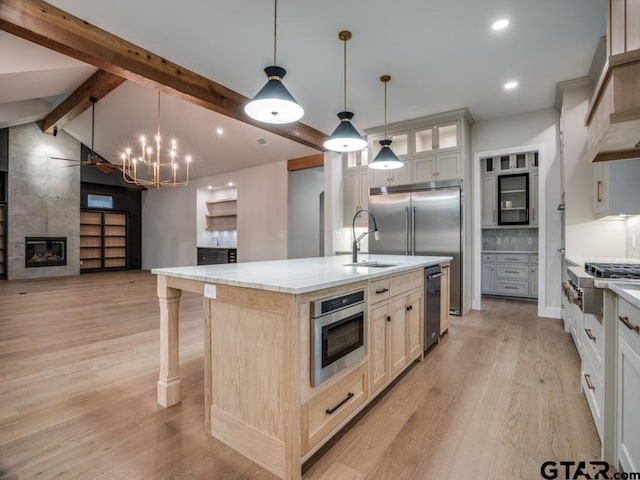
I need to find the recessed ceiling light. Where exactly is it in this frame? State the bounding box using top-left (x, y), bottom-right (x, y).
top-left (216, 128), bottom-right (224, 135)
top-left (492, 19), bottom-right (509, 31)
top-left (227, 182), bottom-right (234, 187)
top-left (207, 185), bottom-right (212, 190)
top-left (504, 81), bottom-right (518, 90)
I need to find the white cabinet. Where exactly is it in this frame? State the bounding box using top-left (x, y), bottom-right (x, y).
top-left (481, 252), bottom-right (538, 299)
top-left (413, 152), bottom-right (461, 183)
top-left (593, 159), bottom-right (640, 219)
top-left (413, 121), bottom-right (460, 154)
top-left (368, 161), bottom-right (412, 188)
top-left (344, 168), bottom-right (370, 227)
top-left (529, 171), bottom-right (539, 226)
top-left (617, 297), bottom-right (640, 472)
top-left (482, 176), bottom-right (497, 227)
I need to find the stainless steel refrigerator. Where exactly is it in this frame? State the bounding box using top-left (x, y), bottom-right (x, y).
top-left (368, 180), bottom-right (462, 315)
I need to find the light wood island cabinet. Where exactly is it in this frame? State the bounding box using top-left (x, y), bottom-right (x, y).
top-left (152, 255), bottom-right (450, 480)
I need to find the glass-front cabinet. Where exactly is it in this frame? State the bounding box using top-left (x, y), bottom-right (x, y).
top-left (497, 173), bottom-right (529, 225)
top-left (413, 122), bottom-right (459, 155)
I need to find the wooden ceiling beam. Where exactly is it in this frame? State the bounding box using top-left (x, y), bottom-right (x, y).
top-left (287, 154), bottom-right (324, 171)
top-left (0, 0), bottom-right (327, 150)
top-left (39, 69), bottom-right (125, 134)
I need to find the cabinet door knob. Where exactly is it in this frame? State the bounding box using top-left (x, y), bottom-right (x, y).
top-left (386, 315), bottom-right (391, 322)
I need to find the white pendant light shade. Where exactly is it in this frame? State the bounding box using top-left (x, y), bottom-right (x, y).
top-left (323, 111), bottom-right (367, 152)
top-left (369, 75), bottom-right (403, 170)
top-left (369, 139), bottom-right (403, 169)
top-left (245, 66), bottom-right (304, 124)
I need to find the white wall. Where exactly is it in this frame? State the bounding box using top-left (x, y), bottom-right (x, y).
top-left (287, 167), bottom-right (323, 258)
top-left (562, 85), bottom-right (626, 257)
top-left (472, 108), bottom-right (562, 318)
top-left (142, 160), bottom-right (288, 268)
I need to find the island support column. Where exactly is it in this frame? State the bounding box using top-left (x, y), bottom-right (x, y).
top-left (157, 274), bottom-right (182, 407)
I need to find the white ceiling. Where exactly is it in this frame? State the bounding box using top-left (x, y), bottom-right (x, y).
top-left (0, 0), bottom-right (605, 178)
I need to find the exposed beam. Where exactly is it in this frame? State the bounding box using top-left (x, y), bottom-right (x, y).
top-left (0, 0), bottom-right (327, 150)
top-left (287, 154), bottom-right (324, 171)
top-left (40, 69), bottom-right (125, 134)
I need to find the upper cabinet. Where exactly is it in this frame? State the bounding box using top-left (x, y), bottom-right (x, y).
top-left (585, 0), bottom-right (640, 162)
top-left (593, 158), bottom-right (640, 218)
top-left (366, 110), bottom-right (472, 188)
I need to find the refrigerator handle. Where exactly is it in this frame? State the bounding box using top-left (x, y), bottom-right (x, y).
top-left (411, 206), bottom-right (416, 255)
top-left (405, 207), bottom-right (409, 255)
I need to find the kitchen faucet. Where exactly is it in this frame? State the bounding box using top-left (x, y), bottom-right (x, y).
top-left (352, 209), bottom-right (380, 263)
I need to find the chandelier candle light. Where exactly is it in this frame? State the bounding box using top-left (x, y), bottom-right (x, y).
top-left (369, 75), bottom-right (403, 170)
top-left (120, 91), bottom-right (192, 188)
top-left (323, 30), bottom-right (367, 153)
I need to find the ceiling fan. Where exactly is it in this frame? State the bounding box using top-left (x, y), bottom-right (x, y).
top-left (50, 97), bottom-right (122, 174)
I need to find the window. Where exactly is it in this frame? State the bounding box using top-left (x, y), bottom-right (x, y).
top-left (87, 194), bottom-right (113, 209)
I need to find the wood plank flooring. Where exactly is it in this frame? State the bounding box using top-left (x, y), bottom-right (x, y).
top-left (0, 271), bottom-right (600, 479)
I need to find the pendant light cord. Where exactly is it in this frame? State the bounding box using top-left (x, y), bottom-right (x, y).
top-left (157, 90), bottom-right (161, 140)
top-left (273, 0), bottom-right (278, 65)
top-left (383, 80), bottom-right (387, 140)
top-left (343, 36), bottom-right (347, 111)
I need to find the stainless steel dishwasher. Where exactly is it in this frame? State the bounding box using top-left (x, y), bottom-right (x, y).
top-left (424, 265), bottom-right (442, 351)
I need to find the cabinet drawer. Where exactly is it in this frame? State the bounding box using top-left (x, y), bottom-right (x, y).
top-left (618, 297), bottom-right (640, 350)
top-left (496, 253), bottom-right (528, 263)
top-left (302, 364), bottom-right (368, 453)
top-left (495, 279), bottom-right (529, 296)
top-left (582, 352), bottom-right (603, 440)
top-left (482, 253), bottom-right (496, 262)
top-left (390, 269), bottom-right (423, 297)
top-left (582, 313), bottom-right (604, 368)
top-left (369, 278), bottom-right (390, 305)
top-left (496, 264), bottom-right (529, 280)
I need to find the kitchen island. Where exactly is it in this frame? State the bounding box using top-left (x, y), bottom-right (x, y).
top-left (152, 254), bottom-right (451, 480)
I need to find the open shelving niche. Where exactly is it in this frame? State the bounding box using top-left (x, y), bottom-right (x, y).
top-left (196, 186), bottom-right (238, 249)
top-left (80, 210), bottom-right (127, 271)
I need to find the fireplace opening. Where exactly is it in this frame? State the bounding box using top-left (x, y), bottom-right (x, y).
top-left (25, 237), bottom-right (67, 268)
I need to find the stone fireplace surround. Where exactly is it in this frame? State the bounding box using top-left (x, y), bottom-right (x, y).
top-left (7, 123), bottom-right (80, 279)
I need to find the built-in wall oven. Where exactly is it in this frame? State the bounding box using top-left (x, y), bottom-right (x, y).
top-left (310, 290), bottom-right (367, 387)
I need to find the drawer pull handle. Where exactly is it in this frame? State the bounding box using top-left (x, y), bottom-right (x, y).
top-left (584, 373), bottom-right (595, 391)
top-left (375, 287), bottom-right (389, 294)
top-left (504, 257), bottom-right (520, 261)
top-left (619, 315), bottom-right (640, 334)
top-left (325, 392), bottom-right (354, 415)
top-left (504, 286), bottom-right (519, 290)
top-left (504, 270), bottom-right (520, 274)
top-left (584, 328), bottom-right (596, 342)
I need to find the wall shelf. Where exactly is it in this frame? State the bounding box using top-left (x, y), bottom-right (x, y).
top-left (205, 198), bottom-right (237, 231)
top-left (80, 210), bottom-right (128, 271)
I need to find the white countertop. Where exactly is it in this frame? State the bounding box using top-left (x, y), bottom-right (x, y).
top-left (566, 256), bottom-right (640, 268)
top-left (197, 245), bottom-right (237, 249)
top-left (603, 282), bottom-right (640, 309)
top-left (152, 254), bottom-right (451, 294)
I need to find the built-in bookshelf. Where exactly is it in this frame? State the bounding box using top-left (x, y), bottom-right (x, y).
top-left (80, 210), bottom-right (128, 271)
top-left (0, 203), bottom-right (5, 278)
top-left (206, 199), bottom-right (237, 231)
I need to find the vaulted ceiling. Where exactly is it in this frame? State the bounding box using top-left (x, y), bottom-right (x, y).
top-left (0, 0), bottom-right (605, 178)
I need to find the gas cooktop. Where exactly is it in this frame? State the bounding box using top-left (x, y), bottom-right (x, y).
top-left (585, 262), bottom-right (640, 279)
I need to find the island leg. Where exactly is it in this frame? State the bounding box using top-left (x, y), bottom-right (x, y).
top-left (157, 275), bottom-right (183, 407)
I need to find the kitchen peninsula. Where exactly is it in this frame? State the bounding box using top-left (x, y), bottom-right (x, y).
top-left (152, 254), bottom-right (451, 480)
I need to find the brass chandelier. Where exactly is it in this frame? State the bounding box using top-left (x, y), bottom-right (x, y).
top-left (120, 90), bottom-right (192, 188)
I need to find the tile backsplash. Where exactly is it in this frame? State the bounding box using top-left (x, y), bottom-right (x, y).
top-left (482, 228), bottom-right (538, 252)
top-left (627, 216), bottom-right (640, 259)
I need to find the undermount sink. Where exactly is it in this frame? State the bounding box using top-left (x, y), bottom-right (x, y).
top-left (342, 261), bottom-right (397, 268)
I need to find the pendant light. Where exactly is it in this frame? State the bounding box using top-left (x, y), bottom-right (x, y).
top-left (369, 75), bottom-right (403, 170)
top-left (244, 0), bottom-right (303, 124)
top-left (323, 31), bottom-right (367, 153)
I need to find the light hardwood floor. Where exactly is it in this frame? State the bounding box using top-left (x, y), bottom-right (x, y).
top-left (0, 271), bottom-right (600, 480)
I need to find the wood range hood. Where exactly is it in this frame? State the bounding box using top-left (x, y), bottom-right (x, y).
top-left (585, 0), bottom-right (640, 163)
